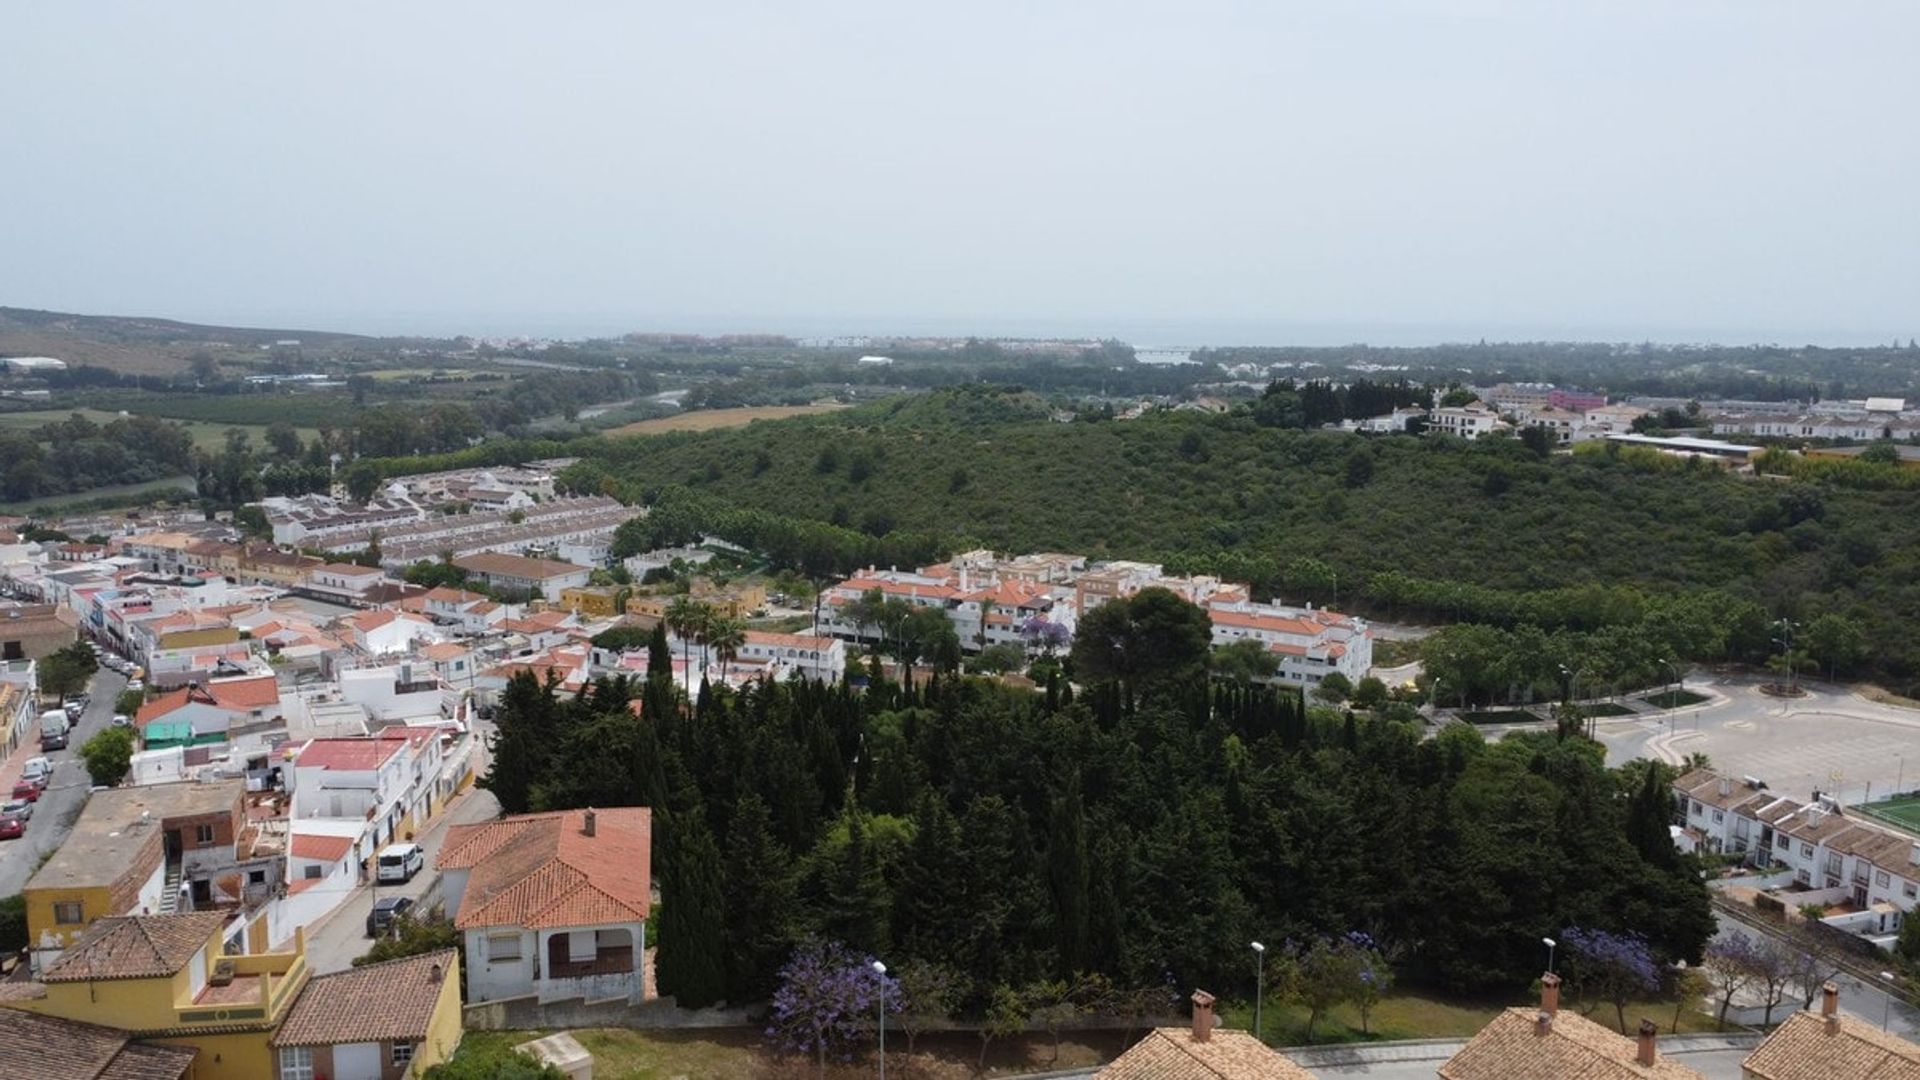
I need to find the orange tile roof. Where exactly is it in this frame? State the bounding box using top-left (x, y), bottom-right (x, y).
top-left (290, 834), bottom-right (354, 862)
top-left (41, 913), bottom-right (226, 983)
top-left (1742, 1007), bottom-right (1920, 1079)
top-left (438, 808), bottom-right (651, 930)
top-left (272, 949), bottom-right (457, 1048)
top-left (1208, 609), bottom-right (1321, 637)
top-left (294, 733), bottom-right (412, 772)
top-left (1438, 1008), bottom-right (1708, 1080)
top-left (1096, 1027), bottom-right (1316, 1079)
top-left (206, 674), bottom-right (279, 709)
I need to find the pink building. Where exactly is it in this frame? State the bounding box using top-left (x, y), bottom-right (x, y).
top-left (1549, 388), bottom-right (1607, 412)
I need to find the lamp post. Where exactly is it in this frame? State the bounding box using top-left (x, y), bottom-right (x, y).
top-left (1543, 936), bottom-right (1558, 975)
top-left (1251, 941), bottom-right (1267, 1043)
top-left (873, 960), bottom-right (888, 1080)
top-left (1661, 658), bottom-right (1682, 735)
top-left (1882, 971), bottom-right (1898, 1032)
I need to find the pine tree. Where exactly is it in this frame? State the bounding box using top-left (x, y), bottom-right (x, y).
top-left (1624, 764), bottom-right (1677, 867)
top-left (655, 808), bottom-right (728, 1008)
top-left (481, 671), bottom-right (559, 814)
top-left (820, 807), bottom-right (889, 955)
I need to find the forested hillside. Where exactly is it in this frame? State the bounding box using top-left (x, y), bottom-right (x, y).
top-left (563, 386), bottom-right (1920, 690)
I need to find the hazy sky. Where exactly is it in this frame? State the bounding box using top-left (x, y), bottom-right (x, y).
top-left (3, 2), bottom-right (1915, 345)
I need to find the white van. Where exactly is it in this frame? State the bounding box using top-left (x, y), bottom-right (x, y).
top-left (376, 843), bottom-right (424, 884)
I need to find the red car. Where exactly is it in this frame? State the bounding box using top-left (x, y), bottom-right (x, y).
top-left (0, 814), bottom-right (23, 840)
top-left (10, 780), bottom-right (38, 803)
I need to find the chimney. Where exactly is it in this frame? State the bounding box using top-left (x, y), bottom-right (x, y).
top-left (430, 962), bottom-right (442, 984)
top-left (1636, 1020), bottom-right (1658, 1067)
top-left (1821, 982), bottom-right (1839, 1029)
top-left (1718, 776), bottom-right (1733, 798)
top-left (583, 808), bottom-right (597, 838)
top-left (1541, 972), bottom-right (1561, 1016)
top-left (1535, 1010), bottom-right (1552, 1035)
top-left (1190, 989), bottom-right (1216, 1043)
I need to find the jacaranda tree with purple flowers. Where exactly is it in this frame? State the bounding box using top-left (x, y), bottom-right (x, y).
top-left (1562, 925), bottom-right (1661, 1034)
top-left (767, 938), bottom-right (899, 1078)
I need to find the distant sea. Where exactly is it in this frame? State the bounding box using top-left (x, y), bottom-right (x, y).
top-left (205, 308), bottom-right (1907, 351)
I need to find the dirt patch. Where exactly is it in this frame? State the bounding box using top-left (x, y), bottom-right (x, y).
top-left (607, 404), bottom-right (845, 437)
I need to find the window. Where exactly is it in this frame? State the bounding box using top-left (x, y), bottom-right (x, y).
top-left (1877, 871), bottom-right (1891, 888)
top-left (278, 1047), bottom-right (314, 1080)
top-left (391, 1042), bottom-right (415, 1067)
top-left (53, 902), bottom-right (83, 925)
top-left (1776, 833), bottom-right (1789, 848)
top-left (1801, 843), bottom-right (1814, 858)
top-left (1712, 810), bottom-right (1724, 824)
top-left (303, 865), bottom-right (322, 880)
top-left (1906, 883), bottom-right (1917, 899)
top-left (488, 933), bottom-right (522, 961)
top-left (195, 824), bottom-right (216, 846)
top-left (248, 869), bottom-right (267, 885)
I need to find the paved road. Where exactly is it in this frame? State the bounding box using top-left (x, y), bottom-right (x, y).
top-left (1600, 674), bottom-right (1920, 804)
top-left (0, 667), bottom-right (126, 897)
top-left (1709, 910), bottom-right (1920, 1040)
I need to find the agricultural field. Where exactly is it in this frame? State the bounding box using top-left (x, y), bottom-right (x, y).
top-left (0, 407), bottom-right (314, 452)
top-left (606, 403), bottom-right (845, 437)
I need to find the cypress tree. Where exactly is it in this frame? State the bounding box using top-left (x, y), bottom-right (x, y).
top-left (654, 807), bottom-right (729, 1009)
top-left (1047, 775), bottom-right (1091, 975)
top-left (722, 793), bottom-right (795, 1002)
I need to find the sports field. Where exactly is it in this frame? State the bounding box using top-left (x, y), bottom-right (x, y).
top-left (1855, 794), bottom-right (1920, 834)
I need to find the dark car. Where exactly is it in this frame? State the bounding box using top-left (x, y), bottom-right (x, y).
top-left (0, 814), bottom-right (23, 841)
top-left (366, 895), bottom-right (414, 938)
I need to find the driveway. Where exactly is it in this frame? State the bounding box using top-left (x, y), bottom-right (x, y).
top-left (0, 667), bottom-right (126, 897)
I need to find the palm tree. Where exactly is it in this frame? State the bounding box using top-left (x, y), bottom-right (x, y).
top-left (664, 596), bottom-right (706, 697)
top-left (707, 615), bottom-right (747, 679)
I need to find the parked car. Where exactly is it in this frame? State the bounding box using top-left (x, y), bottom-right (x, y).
top-left (111, 714), bottom-right (131, 728)
top-left (21, 758), bottom-right (51, 785)
top-left (125, 678), bottom-right (143, 692)
top-left (366, 896), bottom-right (414, 938)
top-left (11, 781), bottom-right (40, 804)
top-left (1, 799), bottom-right (32, 822)
top-left (0, 814), bottom-right (23, 841)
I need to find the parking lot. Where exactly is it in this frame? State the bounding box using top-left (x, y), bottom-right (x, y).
top-left (1604, 675), bottom-right (1920, 805)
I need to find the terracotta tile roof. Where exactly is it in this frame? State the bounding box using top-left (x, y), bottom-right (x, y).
top-left (419, 642), bottom-right (472, 661)
top-left (423, 586), bottom-right (488, 605)
top-left (290, 834), bottom-right (355, 862)
top-left (1742, 1008), bottom-right (1920, 1079)
top-left (439, 808), bottom-right (650, 930)
top-left (206, 674), bottom-right (279, 709)
top-left (1096, 1027), bottom-right (1316, 1079)
top-left (744, 630), bottom-right (836, 649)
top-left (315, 562), bottom-right (382, 577)
top-left (1208, 609), bottom-right (1320, 638)
top-left (1438, 1008), bottom-right (1708, 1080)
top-left (293, 732), bottom-right (411, 771)
top-left (271, 949), bottom-right (457, 1048)
top-left (840, 577), bottom-right (961, 601)
top-left (0, 1010), bottom-right (197, 1080)
top-left (348, 608), bottom-right (400, 632)
top-left (41, 913), bottom-right (226, 983)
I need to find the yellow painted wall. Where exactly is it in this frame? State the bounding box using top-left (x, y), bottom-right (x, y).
top-left (24, 885), bottom-right (112, 948)
top-left (153, 1029), bottom-right (276, 1080)
top-left (559, 587), bottom-right (620, 617)
top-left (411, 952), bottom-right (466, 1076)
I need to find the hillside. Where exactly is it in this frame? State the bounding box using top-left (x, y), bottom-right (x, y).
top-left (573, 386), bottom-right (1920, 685)
top-left (0, 306), bottom-right (390, 375)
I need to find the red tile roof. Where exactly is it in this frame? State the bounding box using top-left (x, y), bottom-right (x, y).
top-left (438, 808), bottom-right (651, 930)
top-left (290, 834), bottom-right (355, 862)
top-left (293, 733), bottom-right (411, 772)
top-left (272, 949), bottom-right (458, 1048)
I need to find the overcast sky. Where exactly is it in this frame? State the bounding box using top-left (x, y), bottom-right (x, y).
top-left (2, 2), bottom-right (1915, 345)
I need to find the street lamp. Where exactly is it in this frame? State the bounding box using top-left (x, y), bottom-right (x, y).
top-left (1661, 658), bottom-right (1682, 734)
top-left (1251, 941), bottom-right (1267, 1043)
top-left (873, 960), bottom-right (888, 1080)
top-left (1882, 971), bottom-right (1898, 1032)
top-left (1543, 936), bottom-right (1558, 975)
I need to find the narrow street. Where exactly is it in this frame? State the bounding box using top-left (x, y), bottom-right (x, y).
top-left (0, 667), bottom-right (126, 898)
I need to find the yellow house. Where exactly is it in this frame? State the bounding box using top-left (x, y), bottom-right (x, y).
top-left (6, 912), bottom-right (307, 1080)
top-left (1, 914), bottom-right (463, 1080)
top-left (24, 799), bottom-right (166, 953)
top-left (557, 585), bottom-right (622, 617)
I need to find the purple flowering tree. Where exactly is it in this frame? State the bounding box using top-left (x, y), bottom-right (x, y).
top-left (1702, 930), bottom-right (1766, 1029)
top-left (766, 939), bottom-right (900, 1078)
top-left (1021, 615), bottom-right (1071, 657)
top-left (1562, 926), bottom-right (1661, 1034)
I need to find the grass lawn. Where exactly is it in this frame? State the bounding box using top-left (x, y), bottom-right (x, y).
top-left (1855, 795), bottom-right (1920, 833)
top-left (1641, 690), bottom-right (1710, 709)
top-left (454, 1026), bottom-right (1131, 1079)
top-left (1219, 986), bottom-right (1730, 1047)
top-left (1460, 710), bottom-right (1539, 725)
top-left (0, 474), bottom-right (197, 514)
top-left (1579, 702), bottom-right (1637, 717)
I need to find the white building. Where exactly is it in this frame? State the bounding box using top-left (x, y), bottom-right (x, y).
top-left (438, 807), bottom-right (650, 1005)
top-left (1427, 403), bottom-right (1510, 440)
top-left (1205, 600), bottom-right (1373, 690)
